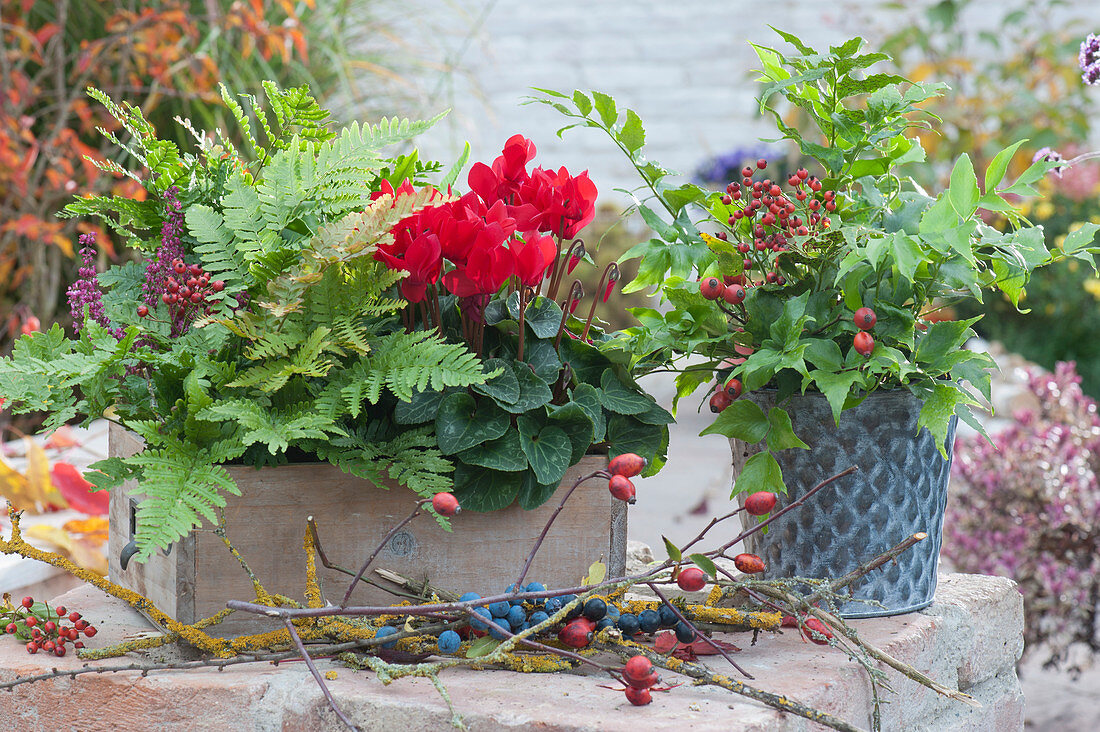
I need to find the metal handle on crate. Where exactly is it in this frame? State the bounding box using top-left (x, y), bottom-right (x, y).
top-left (119, 539), bottom-right (139, 570)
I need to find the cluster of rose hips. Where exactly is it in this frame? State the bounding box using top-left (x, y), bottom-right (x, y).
top-left (852, 306), bottom-right (877, 357)
top-left (3, 596), bottom-right (97, 657)
top-left (712, 158), bottom-right (836, 287)
top-left (136, 259), bottom-right (224, 319)
top-left (618, 654), bottom-right (667, 706)
top-left (606, 452), bottom-right (646, 503)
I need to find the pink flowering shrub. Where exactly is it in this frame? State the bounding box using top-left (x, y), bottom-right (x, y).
top-left (946, 361), bottom-right (1100, 670)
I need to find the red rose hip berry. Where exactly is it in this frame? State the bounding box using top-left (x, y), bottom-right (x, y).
top-left (853, 331), bottom-right (875, 357)
top-left (21, 597), bottom-right (33, 609)
top-left (734, 553), bottom-right (766, 574)
top-left (853, 307), bottom-right (877, 330)
top-left (432, 492), bottom-right (460, 517)
top-left (624, 686), bottom-right (653, 705)
top-left (723, 377), bottom-right (742, 399)
top-left (623, 655), bottom-right (653, 684)
top-left (558, 619), bottom-right (594, 649)
top-left (698, 277), bottom-right (725, 300)
top-left (709, 390), bottom-right (732, 413)
top-left (676, 566), bottom-right (707, 592)
top-left (608, 474), bottom-right (636, 503)
top-left (744, 491), bottom-right (777, 515)
top-left (722, 283), bottom-right (746, 305)
top-left (801, 617), bottom-right (833, 645)
top-left (608, 453), bottom-right (647, 478)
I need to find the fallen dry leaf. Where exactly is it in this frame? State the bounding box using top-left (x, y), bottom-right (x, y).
top-left (44, 426), bottom-right (81, 450)
top-left (24, 437), bottom-right (67, 510)
top-left (63, 516), bottom-right (109, 546)
top-left (52, 461), bottom-right (108, 515)
top-left (653, 629), bottom-right (741, 660)
top-left (23, 523), bottom-right (107, 575)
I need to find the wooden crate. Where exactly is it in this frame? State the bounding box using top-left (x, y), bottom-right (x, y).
top-left (106, 424), bottom-right (626, 637)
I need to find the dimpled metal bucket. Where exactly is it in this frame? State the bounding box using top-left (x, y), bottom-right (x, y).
top-left (731, 389), bottom-right (957, 618)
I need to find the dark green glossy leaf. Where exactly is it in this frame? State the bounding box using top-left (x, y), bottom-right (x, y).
top-left (598, 370), bottom-right (651, 415)
top-left (452, 462), bottom-right (523, 512)
top-left (499, 361), bottom-right (553, 414)
top-left (607, 415), bottom-right (664, 463)
top-left (548, 402), bottom-right (595, 464)
top-left (472, 357), bottom-right (520, 404)
top-left (458, 430), bottom-right (528, 472)
top-left (517, 414), bottom-right (571, 485)
top-left (570, 383), bottom-right (607, 442)
top-left (435, 392), bottom-right (509, 454)
top-left (518, 470), bottom-right (560, 510)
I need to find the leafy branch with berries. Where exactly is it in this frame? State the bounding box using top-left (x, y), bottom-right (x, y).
top-left (532, 29), bottom-right (1100, 496)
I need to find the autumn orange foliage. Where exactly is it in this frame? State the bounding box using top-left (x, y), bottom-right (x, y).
top-left (0, 0), bottom-right (330, 349)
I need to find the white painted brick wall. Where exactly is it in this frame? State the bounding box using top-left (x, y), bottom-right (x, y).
top-left (371, 0), bottom-right (1100, 203)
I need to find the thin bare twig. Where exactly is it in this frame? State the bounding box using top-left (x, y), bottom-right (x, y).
top-left (283, 617), bottom-right (357, 731)
top-left (512, 469), bottom-right (606, 593)
top-left (342, 499), bottom-right (428, 605)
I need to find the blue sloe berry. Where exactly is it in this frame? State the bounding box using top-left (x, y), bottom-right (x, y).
top-left (437, 630), bottom-right (461, 654)
top-left (470, 607), bottom-right (492, 631)
top-left (374, 626), bottom-right (399, 649)
top-left (582, 598), bottom-right (607, 621)
top-left (528, 611), bottom-right (550, 627)
top-left (675, 621), bottom-right (696, 644)
top-left (507, 605), bottom-right (527, 629)
top-left (458, 592), bottom-right (480, 603)
top-left (658, 604), bottom-right (679, 628)
top-left (488, 601), bottom-right (511, 618)
top-left (638, 609), bottom-right (660, 634)
top-left (617, 613), bottom-right (640, 636)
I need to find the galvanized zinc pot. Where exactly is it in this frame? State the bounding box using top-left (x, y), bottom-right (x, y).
top-left (731, 389), bottom-right (957, 618)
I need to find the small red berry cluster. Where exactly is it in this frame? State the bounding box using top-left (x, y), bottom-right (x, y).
top-left (709, 158), bottom-right (836, 289)
top-left (708, 374), bottom-right (743, 414)
top-left (137, 259), bottom-right (224, 322)
top-left (3, 596), bottom-right (98, 657)
top-left (605, 453), bottom-right (646, 503)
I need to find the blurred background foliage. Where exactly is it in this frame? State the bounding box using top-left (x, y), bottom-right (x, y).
top-left (0, 0), bottom-right (421, 352)
top-left (871, 0), bottom-right (1100, 395)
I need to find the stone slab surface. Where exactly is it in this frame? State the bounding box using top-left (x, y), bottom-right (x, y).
top-left (0, 573), bottom-right (1022, 731)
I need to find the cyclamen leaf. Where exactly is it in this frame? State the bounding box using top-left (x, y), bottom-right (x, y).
top-left (435, 393), bottom-right (509, 454)
top-left (458, 431), bottom-right (528, 472)
top-left (517, 415), bottom-right (571, 485)
top-left (517, 471), bottom-right (560, 510)
top-left (451, 463), bottom-right (523, 512)
top-left (598, 370), bottom-right (653, 415)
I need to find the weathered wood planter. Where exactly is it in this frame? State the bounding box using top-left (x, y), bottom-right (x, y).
top-left (106, 424), bottom-right (626, 637)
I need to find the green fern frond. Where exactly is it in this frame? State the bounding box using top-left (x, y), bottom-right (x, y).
top-left (127, 448), bottom-right (240, 560)
top-left (219, 83), bottom-right (267, 161)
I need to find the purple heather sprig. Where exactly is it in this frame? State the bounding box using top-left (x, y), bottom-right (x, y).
top-left (141, 187), bottom-right (186, 308)
top-left (66, 232), bottom-right (122, 339)
top-left (1080, 33), bottom-right (1100, 86)
top-left (946, 361), bottom-right (1100, 670)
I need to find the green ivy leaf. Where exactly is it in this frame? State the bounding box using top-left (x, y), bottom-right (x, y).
top-left (765, 407), bottom-right (809, 451)
top-left (732, 451), bottom-right (784, 496)
top-left (914, 317), bottom-right (980, 366)
top-left (917, 383), bottom-right (972, 458)
top-left (435, 392), bottom-right (509, 454)
top-left (700, 399), bottom-right (770, 443)
top-left (810, 369), bottom-right (864, 423)
top-left (517, 415), bottom-right (571, 485)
